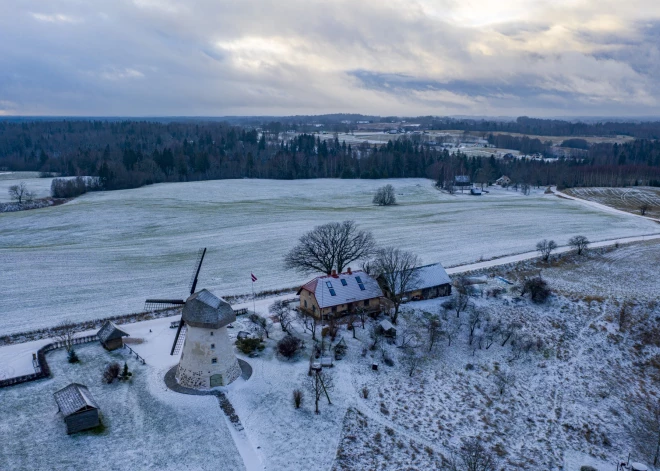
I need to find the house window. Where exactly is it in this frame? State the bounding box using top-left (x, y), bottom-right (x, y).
top-left (326, 281), bottom-right (336, 296)
top-left (331, 306), bottom-right (337, 312)
top-left (210, 331), bottom-right (214, 336)
top-left (312, 305), bottom-right (316, 313)
top-left (341, 279), bottom-right (347, 286)
top-left (211, 344), bottom-right (215, 349)
top-left (211, 358), bottom-right (218, 364)
top-left (304, 300), bottom-right (308, 308)
top-left (364, 299), bottom-right (369, 306)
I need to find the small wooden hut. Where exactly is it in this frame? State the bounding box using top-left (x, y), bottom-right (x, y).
top-left (53, 383), bottom-right (100, 434)
top-left (97, 321), bottom-right (129, 351)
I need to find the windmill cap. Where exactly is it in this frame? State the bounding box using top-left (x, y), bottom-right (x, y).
top-left (182, 289), bottom-right (235, 329)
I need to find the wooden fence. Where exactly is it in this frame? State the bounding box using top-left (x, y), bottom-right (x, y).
top-left (0, 335), bottom-right (98, 389)
top-left (124, 344), bottom-right (146, 364)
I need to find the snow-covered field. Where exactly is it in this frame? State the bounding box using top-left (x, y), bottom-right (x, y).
top-left (0, 172), bottom-right (55, 202)
top-left (1, 178), bottom-right (658, 336)
top-left (564, 187), bottom-right (660, 220)
top-left (0, 343), bottom-right (245, 471)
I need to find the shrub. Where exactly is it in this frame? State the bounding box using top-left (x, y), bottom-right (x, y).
top-left (119, 362), bottom-right (132, 381)
top-left (67, 349), bottom-right (79, 364)
top-left (236, 337), bottom-right (264, 354)
top-left (277, 335), bottom-right (302, 359)
top-left (361, 386), bottom-right (369, 399)
top-left (103, 362), bottom-right (120, 384)
top-left (293, 389), bottom-right (303, 409)
top-left (521, 276), bottom-right (551, 303)
top-left (373, 184), bottom-right (396, 206)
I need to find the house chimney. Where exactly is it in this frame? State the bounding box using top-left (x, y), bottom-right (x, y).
top-left (347, 267), bottom-right (352, 275)
top-left (331, 269), bottom-right (337, 277)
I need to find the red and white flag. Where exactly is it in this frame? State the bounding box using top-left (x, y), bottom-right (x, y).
top-left (251, 273), bottom-right (258, 282)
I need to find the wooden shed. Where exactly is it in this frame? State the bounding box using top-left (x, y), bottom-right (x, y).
top-left (53, 383), bottom-right (100, 434)
top-left (97, 321), bottom-right (129, 351)
top-left (377, 319), bottom-right (396, 338)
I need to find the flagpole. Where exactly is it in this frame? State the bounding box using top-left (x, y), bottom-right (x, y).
top-left (252, 273), bottom-right (256, 314)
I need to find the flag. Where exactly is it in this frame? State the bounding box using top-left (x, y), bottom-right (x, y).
top-left (251, 273), bottom-right (257, 282)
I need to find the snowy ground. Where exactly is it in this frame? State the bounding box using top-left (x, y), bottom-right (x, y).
top-left (0, 343), bottom-right (245, 471)
top-left (0, 172), bottom-right (55, 202)
top-left (2, 178), bottom-right (658, 335)
top-left (563, 187), bottom-right (660, 220)
top-left (1, 240), bottom-right (658, 470)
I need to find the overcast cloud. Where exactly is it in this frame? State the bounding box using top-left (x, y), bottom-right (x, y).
top-left (1, 0), bottom-right (659, 116)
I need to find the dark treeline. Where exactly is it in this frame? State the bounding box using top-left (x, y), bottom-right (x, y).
top-left (0, 120), bottom-right (658, 192)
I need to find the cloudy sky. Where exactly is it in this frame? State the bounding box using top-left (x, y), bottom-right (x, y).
top-left (1, 0), bottom-right (660, 117)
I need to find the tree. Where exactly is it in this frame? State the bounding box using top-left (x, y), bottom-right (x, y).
top-left (284, 221), bottom-right (375, 275)
top-left (293, 389), bottom-right (303, 409)
top-left (401, 346), bottom-right (427, 377)
top-left (634, 398), bottom-right (660, 466)
top-left (305, 368), bottom-right (334, 414)
top-left (520, 276), bottom-right (551, 303)
top-left (120, 362), bottom-right (133, 381)
top-left (67, 349), bottom-right (79, 364)
top-left (297, 309), bottom-right (318, 341)
top-left (521, 182), bottom-right (531, 195)
top-left (8, 182), bottom-right (35, 205)
top-left (371, 247), bottom-right (420, 324)
top-left (346, 312), bottom-right (358, 339)
top-left (270, 300), bottom-right (292, 333)
top-left (442, 310), bottom-right (461, 347)
top-left (568, 235), bottom-right (590, 255)
top-left (640, 203), bottom-right (651, 216)
top-left (467, 309), bottom-right (482, 345)
top-left (493, 368), bottom-right (516, 395)
top-left (55, 319), bottom-right (77, 353)
top-left (103, 362), bottom-right (121, 384)
top-left (451, 437), bottom-right (498, 471)
top-left (422, 312), bottom-right (442, 352)
top-left (277, 335), bottom-right (302, 359)
top-left (248, 313), bottom-right (272, 339)
top-left (536, 239), bottom-right (558, 261)
top-left (373, 184), bottom-right (396, 206)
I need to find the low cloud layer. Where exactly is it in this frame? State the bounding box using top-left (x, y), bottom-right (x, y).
top-left (1, 0), bottom-right (659, 116)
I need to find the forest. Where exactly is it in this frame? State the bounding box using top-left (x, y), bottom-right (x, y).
top-left (0, 120), bottom-right (659, 194)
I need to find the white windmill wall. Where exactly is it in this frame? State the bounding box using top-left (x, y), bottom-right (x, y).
top-left (175, 325), bottom-right (241, 389)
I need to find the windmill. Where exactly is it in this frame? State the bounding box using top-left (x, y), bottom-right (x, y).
top-left (144, 248), bottom-right (206, 355)
top-left (145, 248), bottom-right (242, 389)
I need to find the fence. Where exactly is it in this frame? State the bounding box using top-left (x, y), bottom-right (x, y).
top-left (234, 308), bottom-right (248, 316)
top-left (124, 344), bottom-right (146, 365)
top-left (0, 335), bottom-right (98, 389)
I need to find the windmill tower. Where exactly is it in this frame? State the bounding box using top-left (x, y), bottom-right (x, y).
top-left (145, 249), bottom-right (242, 389)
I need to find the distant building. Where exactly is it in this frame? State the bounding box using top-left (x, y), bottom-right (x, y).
top-left (297, 268), bottom-right (383, 319)
top-left (53, 383), bottom-right (100, 434)
top-left (495, 175), bottom-right (512, 186)
top-left (454, 175), bottom-right (471, 190)
top-left (470, 188), bottom-right (482, 195)
top-left (97, 321), bottom-right (129, 351)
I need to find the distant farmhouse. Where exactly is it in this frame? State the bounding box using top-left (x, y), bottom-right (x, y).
top-left (97, 321), bottom-right (129, 351)
top-left (495, 175), bottom-right (511, 186)
top-left (297, 269), bottom-right (383, 319)
top-left (379, 262), bottom-right (452, 302)
top-left (454, 175), bottom-right (471, 191)
top-left (53, 383), bottom-right (100, 434)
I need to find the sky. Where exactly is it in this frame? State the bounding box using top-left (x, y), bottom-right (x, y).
top-left (1, 0), bottom-right (660, 117)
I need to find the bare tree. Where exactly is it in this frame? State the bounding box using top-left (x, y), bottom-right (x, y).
top-left (481, 321), bottom-right (499, 349)
top-left (8, 182), bottom-right (35, 205)
top-left (536, 239), bottom-right (558, 261)
top-left (373, 184), bottom-right (396, 206)
top-left (270, 300), bottom-right (292, 333)
top-left (355, 306), bottom-right (368, 329)
top-left (346, 312), bottom-right (358, 339)
top-left (640, 203), bottom-right (651, 216)
top-left (493, 368), bottom-right (516, 395)
top-left (55, 319), bottom-right (77, 353)
top-left (284, 220), bottom-right (375, 275)
top-left (618, 301), bottom-right (631, 332)
top-left (422, 311), bottom-right (442, 352)
top-left (305, 368), bottom-right (334, 414)
top-left (568, 235), bottom-right (590, 255)
top-left (452, 437), bottom-right (498, 471)
top-left (442, 310), bottom-right (461, 347)
top-left (521, 182), bottom-right (531, 195)
top-left (371, 247), bottom-right (420, 324)
top-left (397, 326), bottom-right (421, 349)
top-left (467, 309), bottom-right (482, 345)
top-left (500, 321), bottom-right (521, 347)
top-left (401, 346), bottom-right (427, 377)
top-left (248, 313), bottom-right (272, 339)
top-left (297, 309), bottom-right (318, 340)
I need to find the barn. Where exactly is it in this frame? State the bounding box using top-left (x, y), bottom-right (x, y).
top-left (297, 268), bottom-right (383, 319)
top-left (97, 321), bottom-right (129, 351)
top-left (391, 262), bottom-right (452, 301)
top-left (53, 383), bottom-right (100, 434)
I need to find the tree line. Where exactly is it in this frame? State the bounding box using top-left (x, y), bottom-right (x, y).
top-left (0, 120), bottom-right (658, 192)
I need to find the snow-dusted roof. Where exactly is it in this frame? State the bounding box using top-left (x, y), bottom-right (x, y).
top-left (54, 383), bottom-right (99, 417)
top-left (182, 289), bottom-right (235, 329)
top-left (406, 263), bottom-right (452, 292)
top-left (97, 321), bottom-right (128, 343)
top-left (379, 319), bottom-right (394, 331)
top-left (455, 175), bottom-right (470, 183)
top-left (298, 270), bottom-right (383, 309)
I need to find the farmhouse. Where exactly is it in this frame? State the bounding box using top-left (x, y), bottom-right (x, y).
top-left (97, 320), bottom-right (129, 351)
top-left (53, 383), bottom-right (100, 434)
top-left (297, 268), bottom-right (383, 319)
top-left (495, 175), bottom-right (511, 186)
top-left (454, 175), bottom-right (471, 190)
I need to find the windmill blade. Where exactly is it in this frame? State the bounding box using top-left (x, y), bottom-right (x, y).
top-left (170, 320), bottom-right (186, 355)
top-left (189, 248), bottom-right (207, 295)
top-left (144, 299), bottom-right (185, 311)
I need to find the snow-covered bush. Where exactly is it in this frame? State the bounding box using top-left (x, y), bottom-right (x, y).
top-left (235, 337), bottom-right (264, 355)
top-left (103, 362), bottom-right (120, 384)
top-left (277, 335), bottom-right (302, 359)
